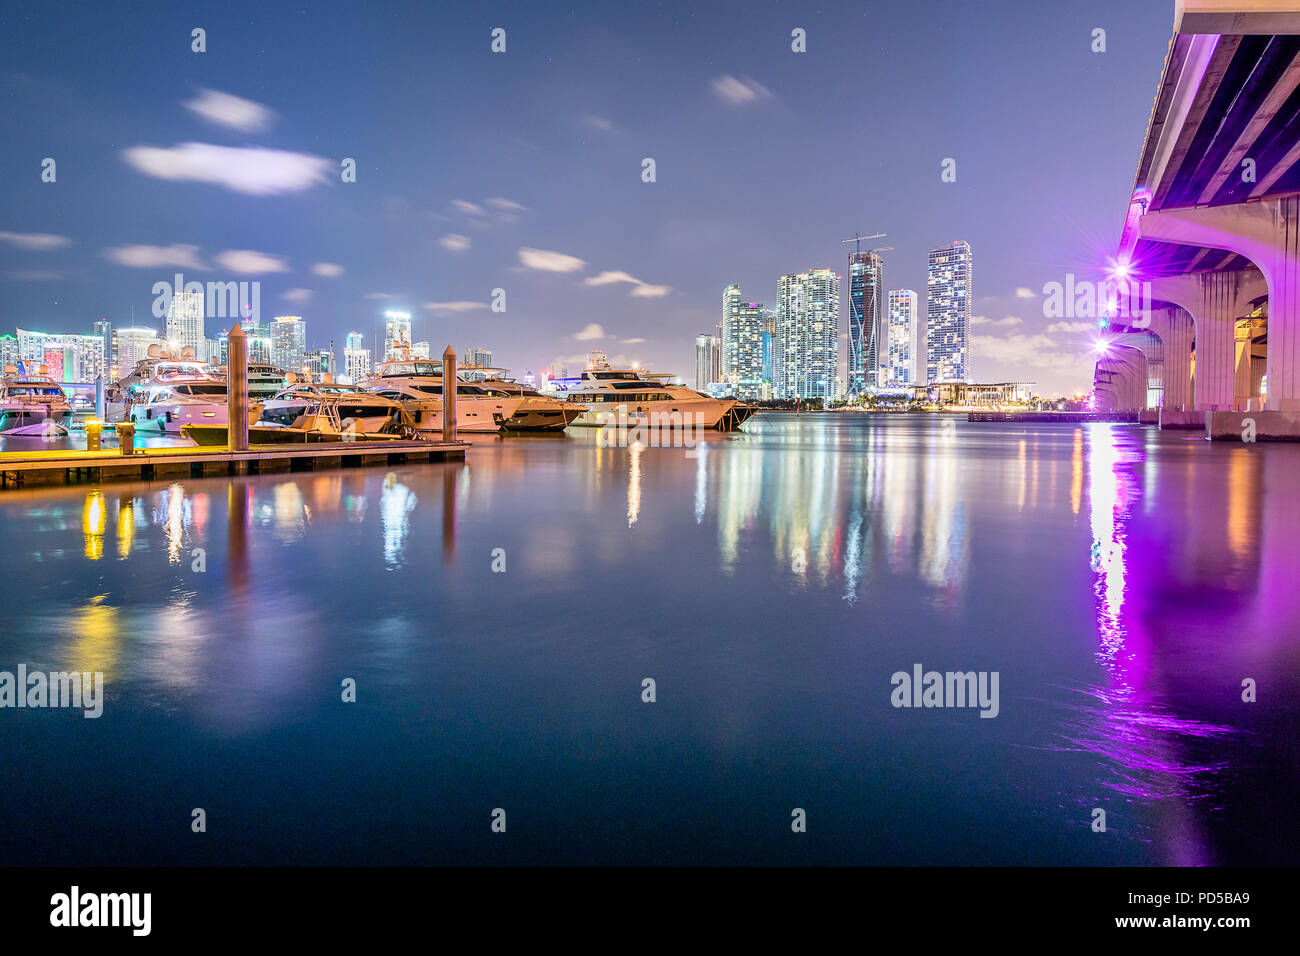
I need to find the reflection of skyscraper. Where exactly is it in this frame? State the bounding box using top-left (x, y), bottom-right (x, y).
top-left (165, 290), bottom-right (204, 355)
top-left (927, 241), bottom-right (973, 383)
top-left (885, 290), bottom-right (918, 386)
top-left (777, 269), bottom-right (839, 400)
top-left (694, 333), bottom-right (720, 390)
top-left (721, 285), bottom-right (764, 399)
top-left (848, 251), bottom-right (884, 395)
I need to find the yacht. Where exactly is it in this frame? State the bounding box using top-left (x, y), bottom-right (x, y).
top-left (364, 358), bottom-right (522, 434)
top-left (255, 381), bottom-right (415, 438)
top-left (126, 361), bottom-right (232, 435)
top-left (0, 366), bottom-right (74, 436)
top-left (245, 363), bottom-right (287, 402)
top-left (558, 357), bottom-right (756, 431)
top-left (460, 365), bottom-right (583, 431)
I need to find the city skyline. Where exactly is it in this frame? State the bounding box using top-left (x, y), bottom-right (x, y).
top-left (0, 0), bottom-right (1173, 396)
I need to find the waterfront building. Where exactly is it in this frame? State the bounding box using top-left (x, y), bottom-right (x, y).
top-left (548, 360), bottom-right (569, 380)
top-left (776, 268), bottom-right (840, 400)
top-left (411, 341), bottom-right (431, 360)
top-left (721, 285), bottom-right (764, 399)
top-left (927, 240), bottom-right (973, 384)
top-left (0, 333), bottom-right (18, 371)
top-left (848, 250), bottom-right (885, 395)
top-left (304, 348), bottom-right (334, 377)
top-left (465, 346), bottom-right (493, 368)
top-left (15, 329), bottom-right (109, 382)
top-left (165, 289), bottom-right (205, 355)
top-left (343, 332), bottom-right (373, 383)
top-left (115, 327), bottom-right (160, 377)
top-left (695, 332), bottom-right (721, 390)
top-left (383, 311), bottom-right (412, 360)
top-left (271, 315), bottom-right (307, 373)
top-left (885, 290), bottom-right (919, 386)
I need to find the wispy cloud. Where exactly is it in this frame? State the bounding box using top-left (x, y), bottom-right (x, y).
top-left (583, 269), bottom-right (671, 297)
top-left (423, 300), bottom-right (488, 313)
top-left (1046, 320), bottom-right (1097, 334)
top-left (439, 234), bottom-right (471, 252)
top-left (581, 114), bottom-right (614, 132)
top-left (574, 323), bottom-right (606, 340)
top-left (312, 262), bottom-right (344, 277)
top-left (282, 288), bottom-right (313, 303)
top-left (711, 75), bottom-right (772, 106)
top-left (451, 200), bottom-right (484, 216)
top-left (620, 337), bottom-right (646, 344)
top-left (183, 89), bottom-right (275, 133)
top-left (0, 231), bottom-right (71, 251)
top-left (629, 283), bottom-right (670, 297)
top-left (1014, 287), bottom-right (1038, 299)
top-left (365, 292), bottom-right (396, 300)
top-left (215, 249), bottom-right (289, 274)
top-left (519, 247), bottom-right (586, 273)
top-left (486, 197), bottom-right (527, 213)
top-left (104, 243), bottom-right (205, 269)
top-left (971, 315), bottom-right (1023, 327)
top-left (124, 143), bottom-right (331, 195)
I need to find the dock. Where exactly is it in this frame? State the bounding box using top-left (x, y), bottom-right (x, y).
top-left (0, 440), bottom-right (466, 489)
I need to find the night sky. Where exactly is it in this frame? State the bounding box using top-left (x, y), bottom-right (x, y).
top-left (1, 0), bottom-right (1172, 394)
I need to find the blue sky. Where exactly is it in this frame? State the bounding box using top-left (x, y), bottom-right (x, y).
top-left (0, 0), bottom-right (1173, 394)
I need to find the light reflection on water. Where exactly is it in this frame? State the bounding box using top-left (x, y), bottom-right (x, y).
top-left (0, 414), bottom-right (1295, 865)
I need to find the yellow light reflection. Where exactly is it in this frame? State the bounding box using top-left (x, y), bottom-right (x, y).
top-left (82, 490), bottom-right (106, 560)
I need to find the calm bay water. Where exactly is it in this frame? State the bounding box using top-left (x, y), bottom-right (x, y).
top-left (0, 413), bottom-right (1296, 865)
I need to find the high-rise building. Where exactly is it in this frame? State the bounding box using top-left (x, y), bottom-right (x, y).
top-left (165, 290), bottom-right (205, 356)
top-left (927, 240), bottom-right (973, 384)
top-left (304, 348), bottom-right (334, 377)
top-left (721, 285), bottom-right (764, 399)
top-left (115, 327), bottom-right (160, 377)
top-left (411, 342), bottom-right (431, 360)
top-left (694, 333), bottom-right (721, 390)
top-left (383, 311), bottom-right (412, 360)
top-left (762, 309), bottom-right (778, 385)
top-left (93, 318), bottom-right (115, 380)
top-left (548, 360), bottom-right (569, 380)
top-left (885, 290), bottom-right (919, 386)
top-left (271, 315), bottom-right (307, 374)
top-left (344, 331), bottom-right (372, 384)
top-left (776, 269), bottom-right (840, 400)
top-left (14, 329), bottom-right (109, 382)
top-left (848, 251), bottom-right (885, 395)
top-left (465, 347), bottom-right (493, 368)
top-left (0, 333), bottom-right (18, 371)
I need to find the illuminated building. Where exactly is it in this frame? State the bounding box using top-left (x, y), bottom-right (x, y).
top-left (848, 250), bottom-right (885, 395)
top-left (927, 240), bottom-right (973, 384)
top-left (271, 315), bottom-right (306, 373)
top-left (721, 284), bottom-right (764, 399)
top-left (165, 289), bottom-right (205, 355)
top-left (776, 268), bottom-right (840, 400)
top-left (383, 311), bottom-right (412, 360)
top-left (886, 290), bottom-right (919, 386)
top-left (695, 333), bottom-right (720, 390)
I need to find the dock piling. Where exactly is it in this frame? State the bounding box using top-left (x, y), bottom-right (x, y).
top-left (228, 323), bottom-right (249, 453)
top-left (442, 346), bottom-right (457, 443)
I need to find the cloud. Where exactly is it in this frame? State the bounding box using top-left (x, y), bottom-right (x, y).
top-left (620, 337), bottom-right (646, 344)
top-left (1046, 320), bottom-right (1097, 334)
top-left (581, 114), bottom-right (615, 132)
top-left (1014, 287), bottom-right (1038, 299)
top-left (183, 88), bottom-right (275, 133)
top-left (711, 75), bottom-right (772, 106)
top-left (0, 231), bottom-right (71, 251)
top-left (971, 315), bottom-right (1023, 327)
top-left (365, 292), bottom-right (395, 300)
top-left (6, 270), bottom-right (62, 280)
top-left (574, 323), bottom-right (606, 340)
top-left (282, 288), bottom-right (313, 303)
top-left (971, 332), bottom-right (1090, 370)
top-left (439, 233), bottom-right (471, 252)
top-left (583, 269), bottom-right (672, 297)
top-left (519, 247), bottom-right (586, 273)
top-left (423, 300), bottom-right (488, 312)
top-left (629, 282), bottom-right (670, 297)
top-left (312, 262), bottom-right (344, 277)
top-left (215, 249), bottom-right (289, 274)
top-left (123, 142), bottom-right (331, 195)
top-left (452, 200), bottom-right (484, 216)
top-left (486, 197), bottom-right (527, 212)
top-left (104, 243), bottom-right (205, 269)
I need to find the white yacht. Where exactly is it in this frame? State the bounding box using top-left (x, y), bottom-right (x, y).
top-left (245, 364), bottom-right (287, 402)
top-left (127, 361), bottom-right (232, 435)
top-left (559, 357), bottom-right (756, 431)
top-left (364, 358), bottom-right (522, 434)
top-left (0, 366), bottom-right (74, 436)
top-left (460, 366), bottom-right (583, 431)
top-left (255, 381), bottom-right (415, 438)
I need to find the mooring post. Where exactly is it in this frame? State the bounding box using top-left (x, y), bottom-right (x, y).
top-left (442, 346), bottom-right (457, 443)
top-left (228, 323), bottom-right (249, 452)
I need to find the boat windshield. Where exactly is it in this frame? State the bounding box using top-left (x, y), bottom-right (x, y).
top-left (380, 361), bottom-right (443, 377)
top-left (174, 384), bottom-right (227, 396)
top-left (5, 386), bottom-right (64, 397)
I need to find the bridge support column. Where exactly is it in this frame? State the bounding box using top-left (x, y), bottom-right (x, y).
top-left (1147, 307), bottom-right (1194, 410)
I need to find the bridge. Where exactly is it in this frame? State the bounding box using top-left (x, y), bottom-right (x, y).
top-left (1101, 0), bottom-right (1300, 437)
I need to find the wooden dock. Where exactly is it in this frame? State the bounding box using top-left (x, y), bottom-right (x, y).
top-left (0, 440), bottom-right (467, 489)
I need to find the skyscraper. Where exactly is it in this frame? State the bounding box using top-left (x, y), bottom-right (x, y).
top-left (465, 347), bottom-right (493, 368)
top-left (165, 290), bottom-right (204, 356)
top-left (694, 333), bottom-right (721, 390)
top-left (927, 241), bottom-right (973, 383)
top-left (885, 290), bottom-right (919, 386)
top-left (777, 268), bottom-right (840, 400)
top-left (761, 309), bottom-right (778, 386)
top-left (272, 315), bottom-right (307, 374)
top-left (847, 251), bottom-right (885, 395)
top-left (384, 311), bottom-right (412, 361)
top-left (344, 331), bottom-right (372, 383)
top-left (115, 327), bottom-right (159, 376)
top-left (721, 285), bottom-right (764, 400)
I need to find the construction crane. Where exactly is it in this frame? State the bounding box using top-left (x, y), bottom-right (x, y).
top-left (841, 232), bottom-right (886, 254)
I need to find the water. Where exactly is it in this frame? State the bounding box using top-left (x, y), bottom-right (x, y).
top-left (0, 413), bottom-right (1295, 865)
